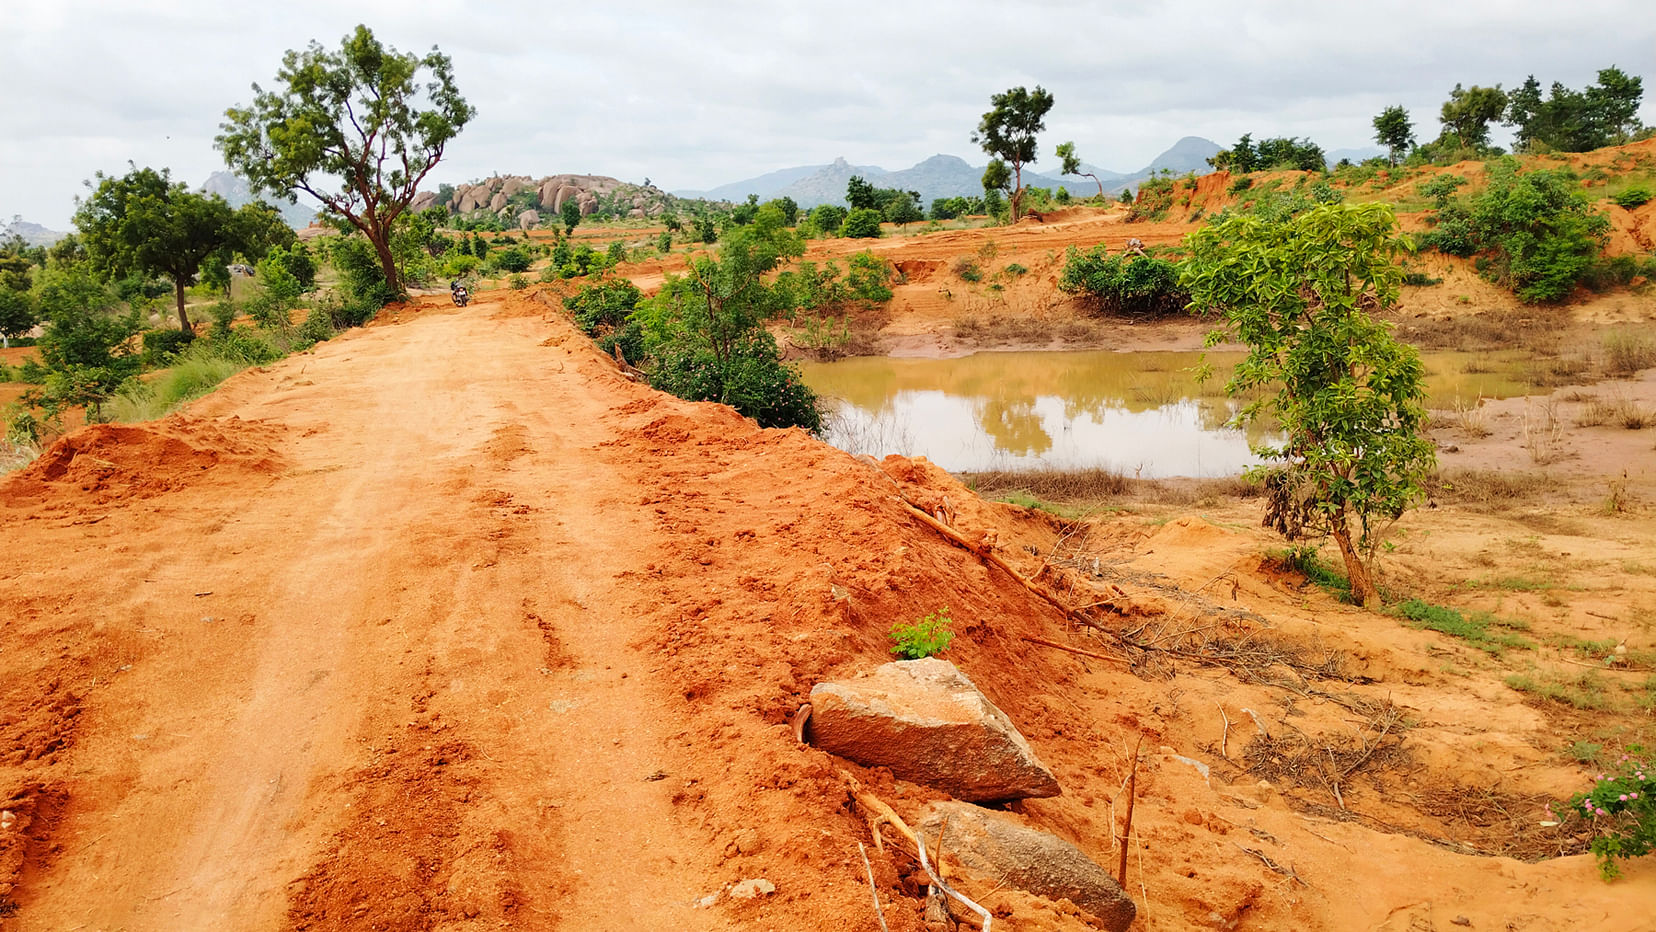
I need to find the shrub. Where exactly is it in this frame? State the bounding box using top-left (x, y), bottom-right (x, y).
top-left (1057, 245), bottom-right (1188, 317)
top-left (1227, 175), bottom-right (1254, 195)
top-left (1563, 749), bottom-right (1656, 880)
top-left (840, 208), bottom-right (884, 238)
top-left (606, 241), bottom-right (627, 266)
top-left (493, 246), bottom-right (532, 273)
top-left (1611, 186), bottom-right (1653, 209)
top-left (1420, 158), bottom-right (1610, 303)
top-left (952, 257), bottom-right (982, 283)
top-left (140, 327), bottom-right (195, 365)
top-left (564, 278), bottom-right (642, 334)
top-left (889, 608), bottom-right (955, 659)
top-left (812, 204), bottom-right (848, 236)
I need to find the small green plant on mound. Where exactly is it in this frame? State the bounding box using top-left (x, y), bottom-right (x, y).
top-left (890, 608), bottom-right (955, 659)
top-left (1393, 599), bottom-right (1533, 654)
top-left (1271, 544), bottom-right (1354, 603)
top-left (1611, 186), bottom-right (1652, 210)
top-left (1561, 748), bottom-right (1656, 879)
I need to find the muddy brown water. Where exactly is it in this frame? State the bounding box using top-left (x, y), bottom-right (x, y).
top-left (801, 349), bottom-right (1537, 477)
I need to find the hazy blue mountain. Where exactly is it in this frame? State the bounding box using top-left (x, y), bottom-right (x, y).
top-left (3, 218), bottom-right (66, 246)
top-left (201, 171), bottom-right (317, 229)
top-left (676, 136), bottom-right (1224, 207)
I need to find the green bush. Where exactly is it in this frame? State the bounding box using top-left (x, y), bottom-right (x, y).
top-left (140, 327), bottom-right (195, 365)
top-left (1227, 175), bottom-right (1254, 195)
top-left (107, 339), bottom-right (254, 422)
top-left (328, 235), bottom-right (399, 309)
top-left (889, 608), bottom-right (955, 659)
top-left (1421, 159), bottom-right (1610, 303)
top-left (494, 246), bottom-right (532, 273)
top-left (564, 278), bottom-right (642, 333)
top-left (811, 204), bottom-right (847, 237)
top-left (840, 208), bottom-right (884, 238)
top-left (1612, 186), bottom-right (1653, 210)
top-left (1057, 245), bottom-right (1188, 317)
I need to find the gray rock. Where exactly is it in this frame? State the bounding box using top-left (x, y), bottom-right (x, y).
top-left (919, 801), bottom-right (1135, 932)
top-left (809, 658), bottom-right (1060, 802)
top-left (516, 209), bottom-right (540, 230)
top-left (489, 192), bottom-right (508, 212)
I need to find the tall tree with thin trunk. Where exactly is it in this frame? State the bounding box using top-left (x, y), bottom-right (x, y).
top-left (74, 166), bottom-right (238, 334)
top-left (972, 86), bottom-right (1054, 221)
top-left (1056, 141), bottom-right (1103, 198)
top-left (217, 25), bottom-right (474, 297)
top-left (1372, 106), bottom-right (1414, 166)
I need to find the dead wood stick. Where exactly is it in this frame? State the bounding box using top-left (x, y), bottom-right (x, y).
top-left (1217, 703), bottom-right (1231, 760)
top-left (1118, 735), bottom-right (1143, 888)
top-left (902, 502), bottom-right (1102, 630)
top-left (1021, 635), bottom-right (1129, 664)
top-left (857, 842), bottom-right (891, 932)
top-left (844, 771), bottom-right (990, 931)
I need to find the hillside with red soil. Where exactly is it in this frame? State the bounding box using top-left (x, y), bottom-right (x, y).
top-left (2, 288), bottom-right (1654, 931)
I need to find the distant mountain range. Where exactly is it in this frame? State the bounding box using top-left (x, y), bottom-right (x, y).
top-left (3, 218), bottom-right (65, 246)
top-left (201, 171), bottom-right (317, 229)
top-left (676, 137), bottom-right (1223, 208)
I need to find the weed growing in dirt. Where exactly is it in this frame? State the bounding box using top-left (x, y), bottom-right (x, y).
top-left (1561, 749), bottom-right (1656, 879)
top-left (1603, 330), bottom-right (1655, 376)
top-left (889, 608), bottom-right (955, 659)
top-left (1270, 544), bottom-right (1354, 603)
top-left (1393, 599), bottom-right (1533, 654)
top-left (106, 340), bottom-right (255, 423)
top-left (1506, 671), bottom-right (1609, 710)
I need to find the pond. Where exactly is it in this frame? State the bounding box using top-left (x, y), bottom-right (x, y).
top-left (799, 348), bottom-right (1538, 478)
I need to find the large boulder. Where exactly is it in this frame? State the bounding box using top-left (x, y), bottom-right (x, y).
top-left (409, 190), bottom-right (439, 214)
top-left (809, 658), bottom-right (1059, 802)
top-left (538, 179), bottom-right (561, 210)
top-left (919, 801), bottom-right (1136, 932)
top-left (489, 192), bottom-right (509, 212)
top-left (516, 209), bottom-right (540, 230)
top-left (501, 177), bottom-right (530, 198)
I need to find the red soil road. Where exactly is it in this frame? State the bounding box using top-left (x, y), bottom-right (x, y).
top-left (4, 289), bottom-right (1655, 931)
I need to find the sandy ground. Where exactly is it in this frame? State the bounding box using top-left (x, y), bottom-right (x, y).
top-left (3, 286), bottom-right (1655, 931)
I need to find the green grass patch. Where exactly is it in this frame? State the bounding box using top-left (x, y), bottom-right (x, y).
top-left (1270, 545), bottom-right (1354, 603)
top-left (1467, 574), bottom-right (1557, 592)
top-left (106, 341), bottom-right (256, 423)
top-left (1394, 599), bottom-right (1534, 654)
top-left (1505, 671), bottom-right (1609, 710)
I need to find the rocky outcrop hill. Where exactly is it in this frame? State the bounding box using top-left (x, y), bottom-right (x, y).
top-left (417, 174), bottom-right (681, 225)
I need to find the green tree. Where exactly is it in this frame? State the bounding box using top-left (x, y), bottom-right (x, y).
top-left (840, 208), bottom-right (884, 238)
top-left (74, 166), bottom-right (245, 334)
top-left (972, 86), bottom-right (1055, 220)
top-left (217, 25), bottom-right (474, 297)
top-left (1508, 67), bottom-right (1645, 152)
top-left (561, 199), bottom-right (582, 235)
top-left (1210, 133), bottom-right (1260, 173)
top-left (1439, 83), bottom-right (1508, 150)
top-left (846, 175), bottom-right (880, 211)
top-left (811, 204), bottom-right (847, 237)
top-left (1182, 203), bottom-right (1435, 607)
top-left (634, 206), bottom-right (820, 430)
top-left (27, 266), bottom-right (141, 419)
top-left (1056, 141), bottom-right (1103, 198)
top-left (884, 191), bottom-right (924, 227)
top-left (202, 200), bottom-right (298, 295)
top-left (1373, 106), bottom-right (1414, 165)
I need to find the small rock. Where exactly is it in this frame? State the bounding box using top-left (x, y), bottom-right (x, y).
top-left (1182, 809), bottom-right (1204, 825)
top-left (729, 878), bottom-right (775, 899)
top-left (1452, 918), bottom-right (1472, 928)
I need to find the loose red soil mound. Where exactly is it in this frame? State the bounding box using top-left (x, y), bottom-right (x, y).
top-left (2, 289), bottom-right (1653, 931)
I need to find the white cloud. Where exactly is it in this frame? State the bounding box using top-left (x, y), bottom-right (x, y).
top-left (4, 0), bottom-right (1652, 226)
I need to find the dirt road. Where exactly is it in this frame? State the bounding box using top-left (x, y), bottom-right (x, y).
top-left (4, 289), bottom-right (1654, 931)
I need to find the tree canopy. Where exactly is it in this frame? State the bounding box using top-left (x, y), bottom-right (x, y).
top-left (1507, 67), bottom-right (1645, 153)
top-left (972, 86), bottom-right (1054, 220)
top-left (73, 166), bottom-right (269, 334)
top-left (1056, 141), bottom-right (1103, 198)
top-left (1182, 203), bottom-right (1435, 607)
top-left (1439, 83), bottom-right (1508, 150)
top-left (217, 24), bottom-right (475, 296)
top-left (1372, 106), bottom-right (1414, 165)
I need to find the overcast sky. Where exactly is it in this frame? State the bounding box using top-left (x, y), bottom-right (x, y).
top-left (4, 0), bottom-right (1652, 228)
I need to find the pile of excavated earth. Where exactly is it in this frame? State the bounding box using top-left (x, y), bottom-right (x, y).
top-left (4, 284), bottom-right (1653, 930)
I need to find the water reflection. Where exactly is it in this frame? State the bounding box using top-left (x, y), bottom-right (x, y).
top-left (801, 348), bottom-right (1537, 478)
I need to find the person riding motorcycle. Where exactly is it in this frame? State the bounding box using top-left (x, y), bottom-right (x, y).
top-left (450, 279), bottom-right (470, 307)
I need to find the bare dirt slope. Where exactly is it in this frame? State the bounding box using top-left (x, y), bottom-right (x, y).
top-left (3, 290), bottom-right (1654, 931)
